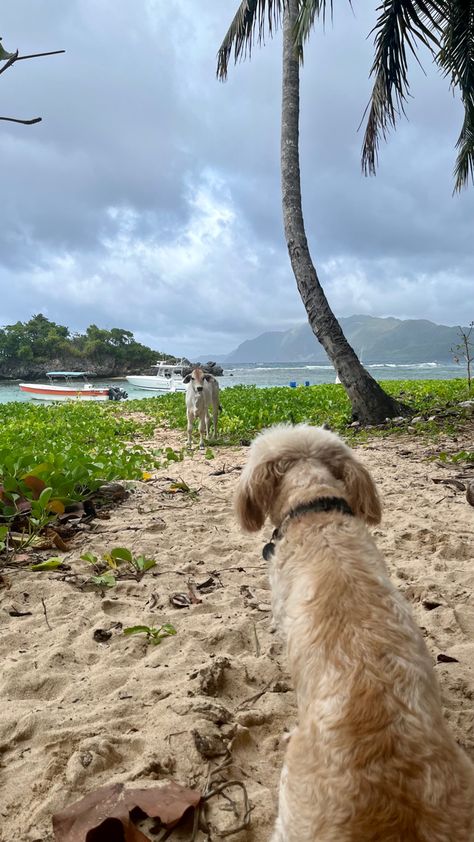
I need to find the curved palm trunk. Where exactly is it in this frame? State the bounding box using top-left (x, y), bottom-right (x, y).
top-left (281, 0), bottom-right (407, 424)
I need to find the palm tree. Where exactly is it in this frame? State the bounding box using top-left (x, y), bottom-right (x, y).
top-left (217, 0), bottom-right (473, 424)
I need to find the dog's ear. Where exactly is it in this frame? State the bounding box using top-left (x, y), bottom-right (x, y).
top-left (183, 374), bottom-right (192, 383)
top-left (235, 460), bottom-right (280, 532)
top-left (342, 457), bottom-right (381, 525)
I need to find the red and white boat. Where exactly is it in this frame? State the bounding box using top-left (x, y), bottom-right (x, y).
top-left (19, 372), bottom-right (127, 402)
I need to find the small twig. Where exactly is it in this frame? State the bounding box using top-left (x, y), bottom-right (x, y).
top-left (432, 477), bottom-right (466, 492)
top-left (210, 564), bottom-right (266, 573)
top-left (252, 622), bottom-right (261, 657)
top-left (41, 597), bottom-right (52, 631)
top-left (203, 780), bottom-right (252, 837)
top-left (236, 680), bottom-right (273, 711)
top-left (164, 730), bottom-right (188, 744)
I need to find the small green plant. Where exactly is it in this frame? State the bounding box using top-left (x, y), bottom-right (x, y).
top-left (90, 572), bottom-right (117, 588)
top-left (123, 623), bottom-right (177, 645)
top-left (164, 446), bottom-right (185, 462)
top-left (451, 323), bottom-right (474, 393)
top-left (0, 525), bottom-right (9, 552)
top-left (437, 450), bottom-right (474, 464)
top-left (166, 479), bottom-right (199, 499)
top-left (80, 546), bottom-right (157, 580)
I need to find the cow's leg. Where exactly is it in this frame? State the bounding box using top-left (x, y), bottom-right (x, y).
top-left (187, 410), bottom-right (195, 448)
top-left (212, 401), bottom-right (219, 438)
top-left (199, 413), bottom-right (207, 448)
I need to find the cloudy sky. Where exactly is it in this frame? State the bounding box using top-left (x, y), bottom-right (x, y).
top-left (1, 1), bottom-right (473, 358)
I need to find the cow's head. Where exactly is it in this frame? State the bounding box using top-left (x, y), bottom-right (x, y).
top-left (183, 367), bottom-right (212, 393)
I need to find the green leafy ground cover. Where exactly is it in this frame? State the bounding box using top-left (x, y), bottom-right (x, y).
top-left (0, 402), bottom-right (158, 538)
top-left (1, 379), bottom-right (472, 547)
top-left (123, 379), bottom-right (473, 443)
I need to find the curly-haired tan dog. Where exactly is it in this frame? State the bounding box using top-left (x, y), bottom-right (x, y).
top-left (235, 424), bottom-right (474, 842)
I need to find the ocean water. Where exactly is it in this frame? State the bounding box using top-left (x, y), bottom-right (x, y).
top-left (0, 362), bottom-right (463, 405)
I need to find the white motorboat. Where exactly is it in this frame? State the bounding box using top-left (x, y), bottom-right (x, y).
top-left (19, 371), bottom-right (128, 402)
top-left (126, 360), bottom-right (187, 393)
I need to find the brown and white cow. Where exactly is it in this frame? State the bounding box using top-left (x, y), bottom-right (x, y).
top-left (183, 367), bottom-right (220, 448)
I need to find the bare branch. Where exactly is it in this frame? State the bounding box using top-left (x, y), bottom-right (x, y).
top-left (1, 45), bottom-right (64, 127)
top-left (0, 116), bottom-right (42, 125)
top-left (15, 49), bottom-right (66, 62)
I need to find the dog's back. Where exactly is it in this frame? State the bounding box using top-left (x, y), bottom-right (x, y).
top-left (277, 517), bottom-right (474, 842)
top-left (235, 425), bottom-right (474, 842)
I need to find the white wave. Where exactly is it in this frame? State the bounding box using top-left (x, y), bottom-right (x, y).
top-left (302, 365), bottom-right (334, 370)
top-left (367, 362), bottom-right (440, 369)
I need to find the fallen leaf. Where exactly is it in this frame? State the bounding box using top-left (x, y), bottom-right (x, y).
top-left (436, 653), bottom-right (459, 664)
top-left (196, 576), bottom-right (219, 593)
top-left (52, 781), bottom-right (201, 841)
top-left (50, 531), bottom-right (70, 551)
top-left (93, 628), bottom-right (112, 643)
top-left (31, 558), bottom-right (63, 571)
top-left (170, 593), bottom-right (191, 609)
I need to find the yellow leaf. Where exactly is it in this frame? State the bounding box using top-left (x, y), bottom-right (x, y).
top-left (142, 471), bottom-right (153, 481)
top-left (47, 499), bottom-right (65, 514)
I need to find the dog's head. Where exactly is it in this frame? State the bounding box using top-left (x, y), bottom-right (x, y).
top-left (235, 424), bottom-right (381, 531)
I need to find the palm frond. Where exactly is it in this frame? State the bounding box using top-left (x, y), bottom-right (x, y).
top-left (436, 0), bottom-right (474, 190)
top-left (361, 0), bottom-right (444, 176)
top-left (293, 0), bottom-right (336, 65)
top-left (294, 0), bottom-right (335, 50)
top-left (217, 0), bottom-right (282, 80)
top-left (453, 99), bottom-right (474, 190)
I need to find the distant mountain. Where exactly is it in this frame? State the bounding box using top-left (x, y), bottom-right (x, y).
top-left (223, 316), bottom-right (462, 364)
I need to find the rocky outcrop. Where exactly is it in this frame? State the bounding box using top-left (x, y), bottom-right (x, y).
top-left (0, 357), bottom-right (224, 381)
top-left (0, 357), bottom-right (154, 381)
top-left (182, 361), bottom-right (224, 378)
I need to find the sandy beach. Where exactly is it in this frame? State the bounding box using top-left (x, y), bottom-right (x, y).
top-left (1, 422), bottom-right (474, 841)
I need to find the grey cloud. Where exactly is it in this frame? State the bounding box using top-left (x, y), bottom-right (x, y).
top-left (0, 0), bottom-right (473, 358)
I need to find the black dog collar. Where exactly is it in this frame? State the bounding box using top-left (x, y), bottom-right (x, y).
top-left (262, 496), bottom-right (354, 560)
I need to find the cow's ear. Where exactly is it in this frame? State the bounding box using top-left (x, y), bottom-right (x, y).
top-left (183, 374), bottom-right (192, 384)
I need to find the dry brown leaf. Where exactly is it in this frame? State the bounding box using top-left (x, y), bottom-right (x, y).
top-left (50, 531), bottom-right (70, 551)
top-left (52, 781), bottom-right (202, 841)
top-left (170, 593), bottom-right (191, 608)
top-left (22, 475), bottom-right (47, 498)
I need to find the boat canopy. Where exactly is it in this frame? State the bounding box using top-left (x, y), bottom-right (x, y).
top-left (46, 371), bottom-right (89, 377)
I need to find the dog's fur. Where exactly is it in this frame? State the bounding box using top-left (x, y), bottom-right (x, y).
top-left (235, 424), bottom-right (474, 842)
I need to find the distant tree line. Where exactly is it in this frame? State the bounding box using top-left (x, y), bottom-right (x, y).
top-left (0, 314), bottom-right (177, 369)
